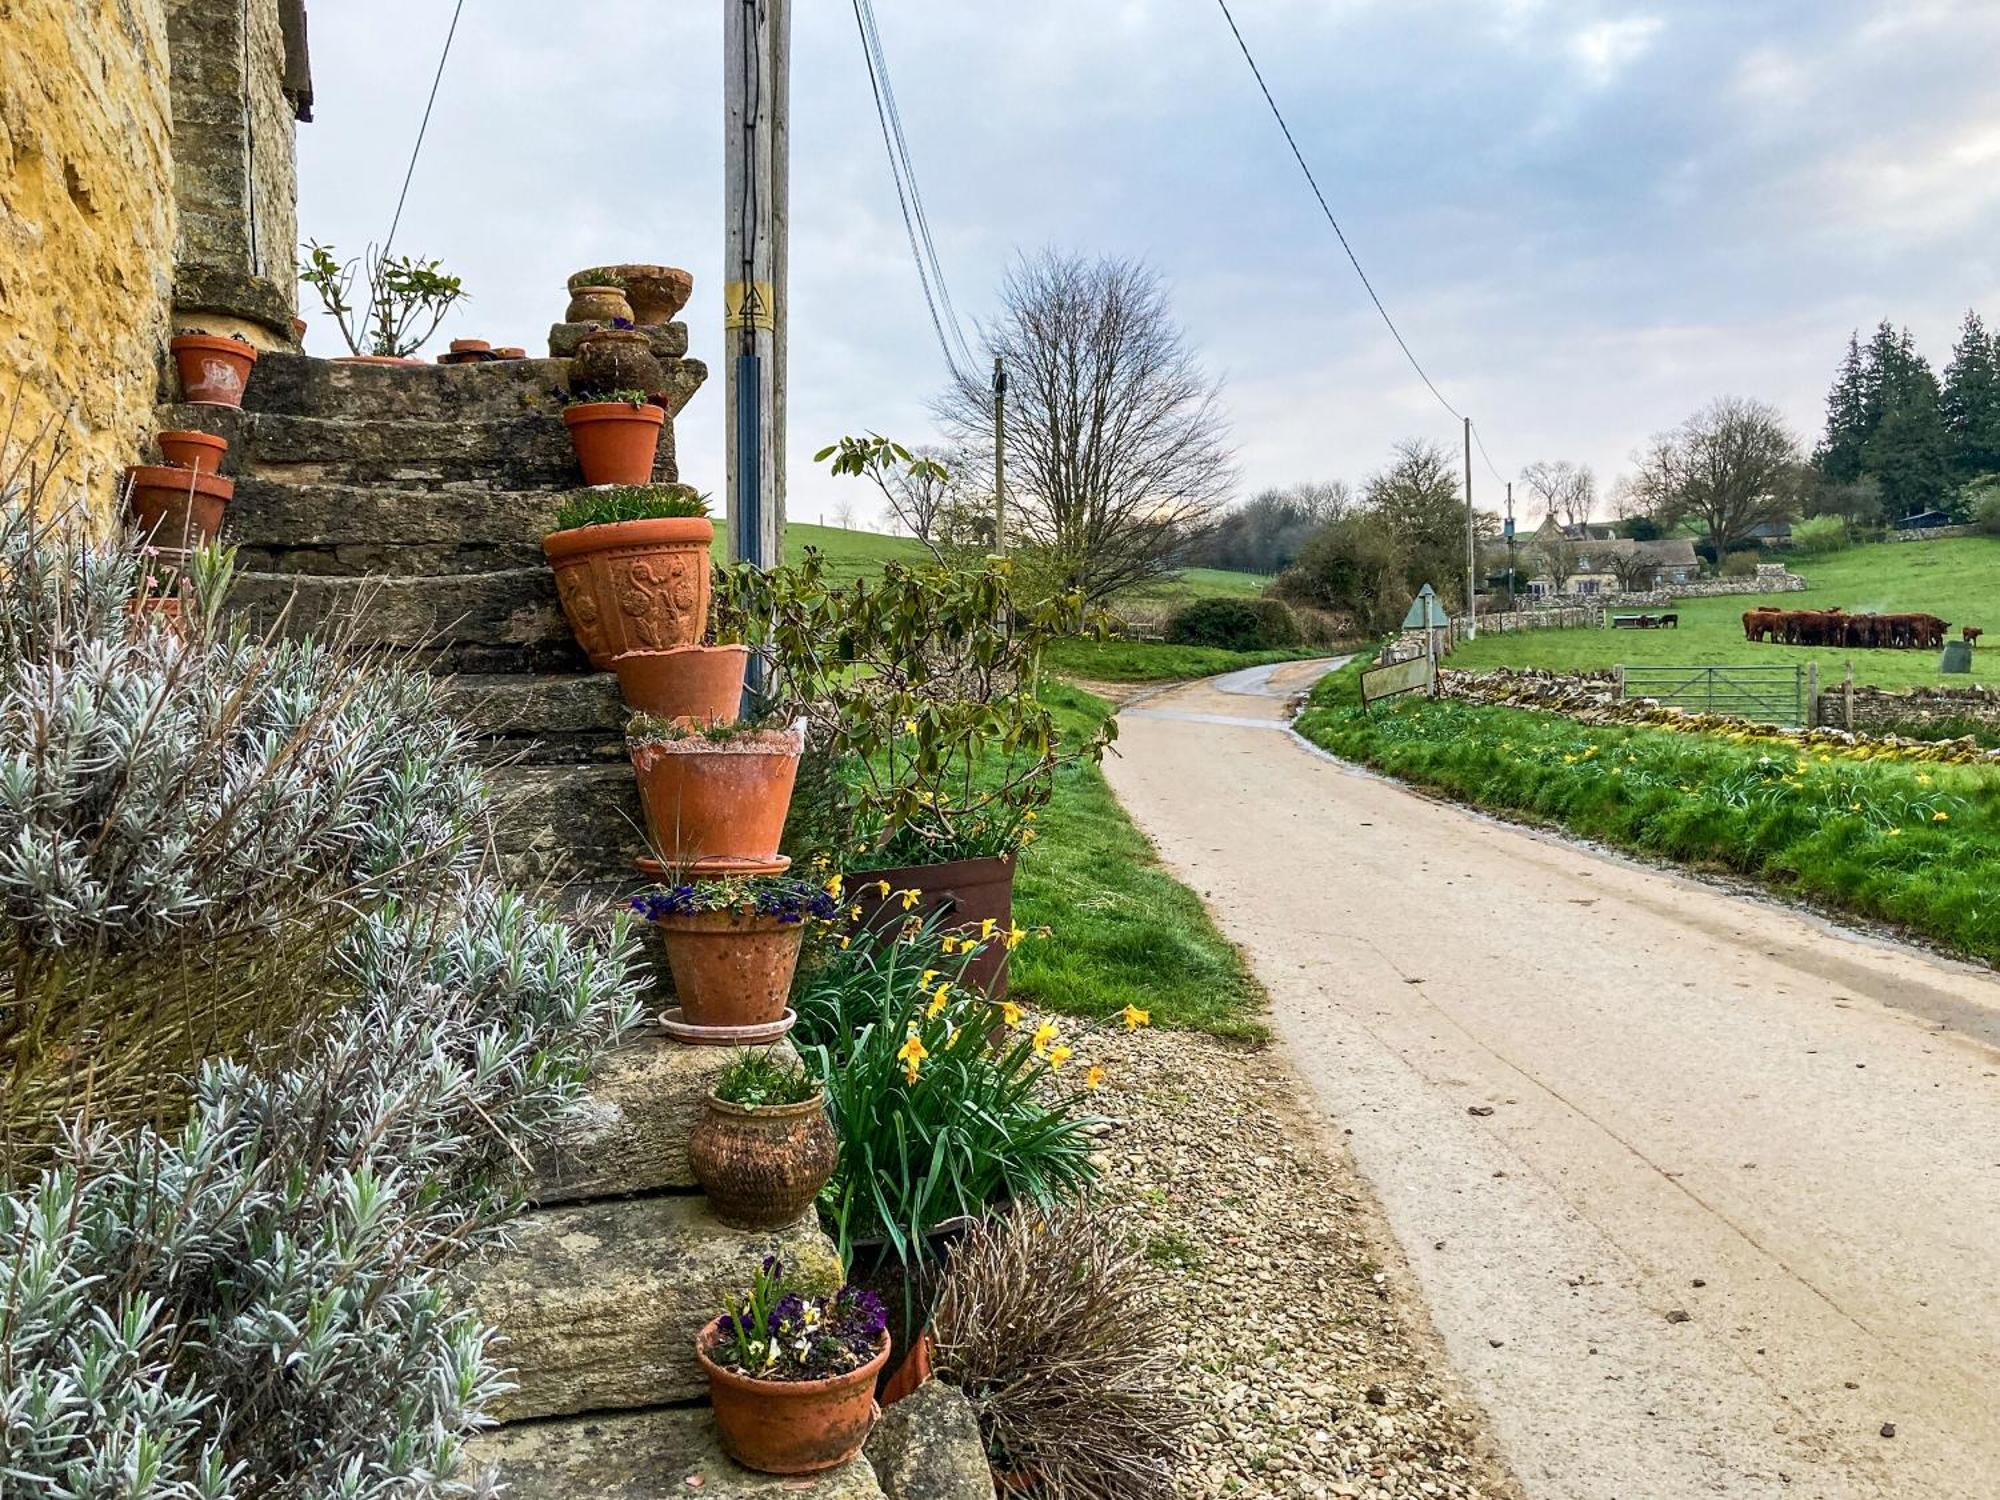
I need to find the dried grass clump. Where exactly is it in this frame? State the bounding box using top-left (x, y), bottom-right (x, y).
top-left (930, 1203), bottom-right (1189, 1500)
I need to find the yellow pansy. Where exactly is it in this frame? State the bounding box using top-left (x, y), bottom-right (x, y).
top-left (1121, 1004), bottom-right (1151, 1032)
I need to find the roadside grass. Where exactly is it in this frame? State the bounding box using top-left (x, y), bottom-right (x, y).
top-left (1448, 536), bottom-right (2000, 690)
top-left (1009, 681), bottom-right (1267, 1039)
top-left (1296, 660), bottom-right (2000, 963)
top-left (1115, 566), bottom-right (1274, 606)
top-left (1045, 636), bottom-right (1332, 683)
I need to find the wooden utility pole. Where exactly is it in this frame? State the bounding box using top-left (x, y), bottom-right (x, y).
top-left (992, 356), bottom-right (1008, 553)
top-left (724, 0), bottom-right (789, 567)
top-left (1463, 416), bottom-right (1477, 638)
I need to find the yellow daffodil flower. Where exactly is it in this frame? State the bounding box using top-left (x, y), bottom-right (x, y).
top-left (1031, 1021), bottom-right (1059, 1055)
top-left (1121, 1004), bottom-right (1151, 1031)
top-left (1003, 925), bottom-right (1027, 951)
top-left (896, 1034), bottom-right (929, 1082)
top-left (1084, 1064), bottom-right (1106, 1089)
top-left (1887, 827), bottom-right (1903, 837)
top-left (1934, 810), bottom-right (1950, 823)
top-left (824, 873), bottom-right (843, 899)
top-left (920, 969), bottom-right (939, 987)
top-left (927, 982), bottom-right (952, 1018)
top-left (875, 880), bottom-right (892, 898)
top-left (979, 918), bottom-right (997, 940)
top-left (1047, 1045), bottom-right (1073, 1071)
top-left (1000, 1001), bottom-right (1024, 1029)
top-left (900, 887), bottom-right (921, 911)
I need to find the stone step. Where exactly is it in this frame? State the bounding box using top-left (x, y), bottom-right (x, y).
top-left (484, 761), bottom-right (646, 893)
top-left (227, 568), bottom-right (587, 672)
top-left (447, 674), bottom-right (629, 763)
top-left (532, 1031), bottom-right (800, 1205)
top-left (225, 479), bottom-right (561, 575)
top-left (471, 1195), bottom-right (843, 1421)
top-left (468, 1405), bottom-right (884, 1500)
top-left (235, 349), bottom-right (707, 424)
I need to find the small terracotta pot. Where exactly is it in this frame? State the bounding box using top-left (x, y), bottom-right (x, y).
top-left (697, 1319), bottom-right (888, 1475)
top-left (570, 327), bottom-right (663, 397)
top-left (629, 725), bottom-right (802, 871)
top-left (566, 285), bottom-right (634, 324)
top-left (127, 595), bottom-right (186, 634)
top-left (563, 401), bottom-right (665, 486)
top-left (849, 855), bottom-right (1017, 996)
top-left (155, 429), bottom-right (228, 473)
top-left (611, 645), bottom-right (747, 723)
top-left (877, 1331), bottom-right (935, 1408)
top-left (171, 334), bottom-right (257, 406)
top-left (125, 465), bottom-right (234, 546)
top-left (690, 1089), bottom-right (836, 1229)
top-left (333, 353), bottom-right (426, 366)
top-left (652, 910), bottom-right (807, 1030)
top-left (595, 264), bottom-right (694, 324)
top-left (544, 515), bottom-right (713, 667)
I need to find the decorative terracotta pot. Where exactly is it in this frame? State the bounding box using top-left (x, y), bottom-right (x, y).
top-left (562, 401), bottom-right (665, 486)
top-left (849, 854), bottom-right (1017, 996)
top-left (570, 328), bottom-right (663, 397)
top-left (595, 264), bottom-right (694, 324)
top-left (628, 725), bottom-right (802, 872)
top-left (125, 465), bottom-right (234, 546)
top-left (565, 285), bottom-right (634, 324)
top-left (155, 429), bottom-right (228, 474)
top-left (170, 334), bottom-right (257, 406)
top-left (697, 1319), bottom-right (889, 1475)
top-left (690, 1089), bottom-right (837, 1229)
top-left (611, 645), bottom-right (747, 723)
top-left (543, 515), bottom-right (713, 668)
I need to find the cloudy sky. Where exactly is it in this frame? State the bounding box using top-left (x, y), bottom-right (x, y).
top-left (297, 0), bottom-right (2000, 530)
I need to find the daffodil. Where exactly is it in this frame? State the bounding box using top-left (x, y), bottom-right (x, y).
top-left (1933, 810), bottom-right (1950, 823)
top-left (920, 969), bottom-right (939, 988)
top-left (927, 982), bottom-right (952, 1018)
top-left (824, 873), bottom-right (844, 899)
top-left (1000, 1000), bottom-right (1025, 1029)
top-left (1003, 924), bottom-right (1027, 951)
top-left (1121, 1004), bottom-right (1151, 1031)
top-left (1887, 827), bottom-right (1903, 837)
top-left (979, 918), bottom-right (997, 940)
top-left (900, 887), bottom-right (921, 911)
top-left (1046, 1044), bottom-right (1073, 1071)
top-left (875, 880), bottom-right (892, 898)
top-left (896, 1034), bottom-right (929, 1082)
top-left (1084, 1064), bottom-right (1106, 1089)
top-left (1031, 1021), bottom-right (1059, 1055)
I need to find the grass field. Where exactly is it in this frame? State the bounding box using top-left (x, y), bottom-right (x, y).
top-left (1449, 537), bottom-right (2000, 690)
top-left (1008, 682), bottom-right (1265, 1038)
top-left (1043, 637), bottom-right (1332, 683)
top-left (1297, 658), bottom-right (2000, 964)
top-left (1115, 566), bottom-right (1275, 606)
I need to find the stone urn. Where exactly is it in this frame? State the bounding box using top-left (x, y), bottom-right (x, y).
top-left (570, 328), bottom-right (662, 398)
top-left (594, 264), bottom-right (694, 325)
top-left (565, 284), bottom-right (634, 324)
top-left (689, 1089), bottom-right (837, 1230)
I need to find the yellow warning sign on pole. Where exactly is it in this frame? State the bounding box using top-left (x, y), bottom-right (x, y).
top-left (723, 281), bottom-right (776, 332)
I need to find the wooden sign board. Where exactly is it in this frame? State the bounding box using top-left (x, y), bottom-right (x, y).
top-left (1361, 654), bottom-right (1434, 709)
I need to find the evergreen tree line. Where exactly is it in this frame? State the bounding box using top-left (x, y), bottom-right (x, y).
top-left (1813, 311), bottom-right (2000, 522)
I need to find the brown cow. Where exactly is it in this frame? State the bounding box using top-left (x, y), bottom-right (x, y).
top-left (1965, 626), bottom-right (1984, 648)
top-left (1743, 608), bottom-right (1781, 643)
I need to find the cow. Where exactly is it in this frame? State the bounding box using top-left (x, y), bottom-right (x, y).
top-left (1965, 626), bottom-right (1984, 648)
top-left (1743, 608), bottom-right (1781, 643)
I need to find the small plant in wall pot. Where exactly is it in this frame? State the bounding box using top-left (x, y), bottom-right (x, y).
top-left (688, 1049), bottom-right (838, 1231)
top-left (629, 875), bottom-right (837, 1043)
top-left (561, 389), bottom-right (667, 486)
top-left (542, 483), bottom-right (715, 668)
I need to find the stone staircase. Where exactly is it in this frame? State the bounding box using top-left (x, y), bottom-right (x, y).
top-left (161, 346), bottom-right (885, 1497)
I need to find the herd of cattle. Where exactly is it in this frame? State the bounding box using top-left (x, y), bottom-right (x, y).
top-left (1742, 607), bottom-right (1980, 650)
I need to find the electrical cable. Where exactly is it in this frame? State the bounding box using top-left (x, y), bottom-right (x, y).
top-left (370, 0), bottom-right (466, 320)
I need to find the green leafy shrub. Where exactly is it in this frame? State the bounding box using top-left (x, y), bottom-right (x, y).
top-left (1791, 515), bottom-right (1849, 555)
top-left (932, 1204), bottom-right (1189, 1499)
top-left (299, 239), bottom-right (467, 358)
top-left (1721, 549), bottom-right (1761, 578)
top-left (551, 482), bottom-right (709, 531)
top-left (1967, 477), bottom-right (2000, 536)
top-left (1163, 595), bottom-right (1299, 650)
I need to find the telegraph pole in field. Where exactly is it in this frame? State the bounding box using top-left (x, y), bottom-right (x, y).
top-left (1463, 416), bottom-right (1477, 638)
top-left (1505, 480), bottom-right (1517, 609)
top-left (725, 0), bottom-right (789, 568)
top-left (992, 356), bottom-right (1008, 553)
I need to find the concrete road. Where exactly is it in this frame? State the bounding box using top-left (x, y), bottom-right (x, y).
top-left (1104, 661), bottom-right (2000, 1500)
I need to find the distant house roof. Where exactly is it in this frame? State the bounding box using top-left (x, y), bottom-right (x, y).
top-left (1569, 537), bottom-right (1699, 572)
top-left (1894, 509), bottom-right (1955, 531)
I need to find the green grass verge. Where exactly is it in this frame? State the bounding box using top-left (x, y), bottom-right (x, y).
top-left (1449, 536), bottom-right (2000, 690)
top-left (1114, 566), bottom-right (1275, 606)
top-left (1009, 682), bottom-right (1267, 1038)
top-left (1044, 636), bottom-right (1332, 683)
top-left (1296, 660), bottom-right (2000, 963)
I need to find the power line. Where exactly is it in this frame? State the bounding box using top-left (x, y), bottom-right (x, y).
top-left (1212, 0), bottom-right (1513, 486)
top-left (371, 0), bottom-right (467, 315)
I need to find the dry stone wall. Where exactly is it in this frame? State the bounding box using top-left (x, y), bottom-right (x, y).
top-left (1819, 683), bottom-right (2000, 735)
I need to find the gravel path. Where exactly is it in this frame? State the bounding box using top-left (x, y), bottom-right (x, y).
top-left (1076, 1020), bottom-right (1521, 1500)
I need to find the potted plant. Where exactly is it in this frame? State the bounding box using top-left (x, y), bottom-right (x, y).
top-left (687, 1050), bottom-right (838, 1228)
top-left (299, 240), bottom-right (467, 364)
top-left (629, 876), bottom-right (834, 1040)
top-left (155, 429), bottom-right (228, 473)
top-left (170, 331), bottom-right (257, 406)
top-left (577, 264), bottom-right (694, 325)
top-left (628, 718), bottom-right (805, 876)
top-left (697, 1259), bottom-right (890, 1475)
top-left (561, 390), bottom-right (666, 487)
top-left (564, 275), bottom-right (634, 324)
top-left (543, 485), bottom-right (713, 668)
top-left (124, 464), bottom-right (234, 546)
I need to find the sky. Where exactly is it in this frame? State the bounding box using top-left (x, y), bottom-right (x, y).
top-left (296, 0), bottom-right (2000, 532)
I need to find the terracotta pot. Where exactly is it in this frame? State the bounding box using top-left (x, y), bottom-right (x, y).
top-left (628, 725), bottom-right (802, 870)
top-left (289, 316), bottom-right (308, 344)
top-left (850, 855), bottom-right (1017, 996)
top-left (333, 353), bottom-right (426, 366)
top-left (562, 401), bottom-right (665, 486)
top-left (127, 595), bottom-right (186, 634)
top-left (697, 1319), bottom-right (889, 1475)
top-left (125, 465), bottom-right (234, 546)
top-left (690, 1090), bottom-right (837, 1229)
top-left (570, 327), bottom-right (663, 397)
top-left (877, 1330), bottom-right (935, 1408)
top-left (596, 264), bottom-right (694, 324)
top-left (155, 429), bottom-right (228, 473)
top-left (651, 909), bottom-right (807, 1030)
top-left (170, 334), bottom-right (257, 406)
top-left (543, 515), bottom-right (714, 668)
top-left (565, 285), bottom-right (634, 323)
top-left (611, 645), bottom-right (747, 723)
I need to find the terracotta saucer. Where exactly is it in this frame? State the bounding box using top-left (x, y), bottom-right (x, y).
top-left (634, 854), bottom-right (791, 879)
top-left (658, 1007), bottom-right (797, 1047)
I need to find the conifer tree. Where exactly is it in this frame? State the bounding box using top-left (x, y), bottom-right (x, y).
top-left (1813, 332), bottom-right (1869, 482)
top-left (1942, 310), bottom-right (2000, 481)
top-left (1861, 326), bottom-right (1951, 518)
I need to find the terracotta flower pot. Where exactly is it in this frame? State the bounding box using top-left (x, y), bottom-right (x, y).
top-left (565, 285), bottom-right (634, 324)
top-left (697, 1319), bottom-right (889, 1475)
top-left (563, 401), bottom-right (665, 486)
top-left (652, 909), bottom-right (807, 1030)
top-left (596, 264), bottom-right (694, 324)
top-left (544, 515), bottom-right (714, 668)
top-left (628, 725), bottom-right (802, 872)
top-left (155, 429), bottom-right (228, 473)
top-left (170, 334), bottom-right (257, 406)
top-left (690, 1089), bottom-right (837, 1229)
top-left (125, 465), bottom-right (234, 546)
top-left (127, 595), bottom-right (186, 635)
top-left (611, 645), bottom-right (747, 723)
top-left (850, 854), bottom-right (1017, 996)
top-left (570, 327), bottom-right (663, 397)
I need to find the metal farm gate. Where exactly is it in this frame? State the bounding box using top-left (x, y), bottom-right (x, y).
top-left (1615, 664), bottom-right (1814, 726)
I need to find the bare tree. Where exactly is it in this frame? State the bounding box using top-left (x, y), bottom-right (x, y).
top-left (880, 443), bottom-right (959, 547)
top-left (1626, 397), bottom-right (1804, 558)
top-left (1519, 459), bottom-right (1597, 531)
top-left (1535, 533), bottom-right (1580, 593)
top-left (936, 251), bottom-right (1233, 603)
top-left (1608, 548), bottom-right (1657, 592)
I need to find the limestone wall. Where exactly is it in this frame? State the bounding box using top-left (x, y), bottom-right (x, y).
top-left (0, 0), bottom-right (176, 501)
top-left (1818, 684), bottom-right (2000, 735)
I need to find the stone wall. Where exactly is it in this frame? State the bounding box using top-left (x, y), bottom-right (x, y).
top-left (0, 0), bottom-right (176, 499)
top-left (1669, 569), bottom-right (1808, 598)
top-left (1885, 524), bottom-right (1982, 544)
top-left (1817, 683), bottom-right (2000, 735)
